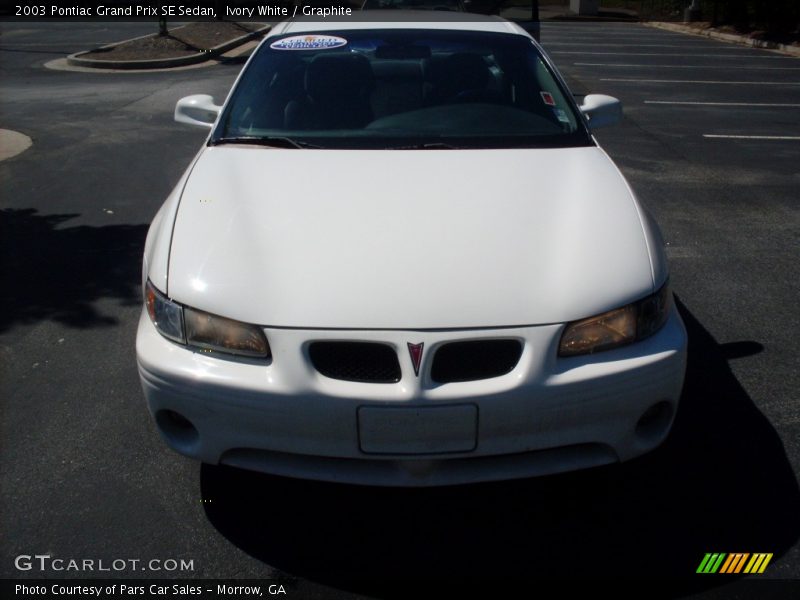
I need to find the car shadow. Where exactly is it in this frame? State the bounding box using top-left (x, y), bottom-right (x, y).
top-left (0, 208), bottom-right (147, 333)
top-left (200, 299), bottom-right (800, 595)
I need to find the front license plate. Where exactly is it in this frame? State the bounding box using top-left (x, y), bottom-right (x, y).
top-left (357, 404), bottom-right (478, 455)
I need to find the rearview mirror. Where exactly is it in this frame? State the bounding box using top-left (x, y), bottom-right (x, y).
top-left (174, 95), bottom-right (221, 129)
top-left (580, 94), bottom-right (622, 129)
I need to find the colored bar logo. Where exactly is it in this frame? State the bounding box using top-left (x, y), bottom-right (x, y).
top-left (696, 553), bottom-right (773, 574)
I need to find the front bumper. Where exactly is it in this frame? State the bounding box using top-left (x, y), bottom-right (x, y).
top-left (136, 305), bottom-right (687, 486)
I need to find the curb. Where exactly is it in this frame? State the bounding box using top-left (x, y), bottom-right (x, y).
top-left (646, 21), bottom-right (800, 57)
top-left (67, 24), bottom-right (270, 70)
top-left (549, 15), bottom-right (638, 22)
top-left (503, 7), bottom-right (638, 23)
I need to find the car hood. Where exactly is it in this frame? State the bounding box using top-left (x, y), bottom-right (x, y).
top-left (167, 146), bottom-right (655, 329)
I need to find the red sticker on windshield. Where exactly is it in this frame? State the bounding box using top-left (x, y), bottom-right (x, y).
top-left (540, 92), bottom-right (556, 106)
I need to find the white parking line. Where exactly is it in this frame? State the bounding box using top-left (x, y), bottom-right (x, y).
top-left (541, 28), bottom-right (676, 34)
top-left (601, 78), bottom-right (800, 85)
top-left (703, 135), bottom-right (800, 140)
top-left (544, 43), bottom-right (746, 48)
top-left (576, 62), bottom-right (800, 70)
top-left (544, 34), bottom-right (686, 39)
top-left (0, 43), bottom-right (74, 47)
top-left (645, 101), bottom-right (800, 107)
top-left (550, 51), bottom-right (796, 58)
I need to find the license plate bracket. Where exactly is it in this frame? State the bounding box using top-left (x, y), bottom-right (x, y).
top-left (357, 404), bottom-right (478, 455)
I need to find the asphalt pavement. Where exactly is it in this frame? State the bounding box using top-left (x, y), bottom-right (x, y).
top-left (1, 19), bottom-right (798, 598)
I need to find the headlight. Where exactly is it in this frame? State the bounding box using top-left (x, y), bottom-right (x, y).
top-left (145, 281), bottom-right (270, 358)
top-left (184, 307), bottom-right (270, 358)
top-left (558, 281), bottom-right (671, 357)
top-left (146, 281), bottom-right (185, 343)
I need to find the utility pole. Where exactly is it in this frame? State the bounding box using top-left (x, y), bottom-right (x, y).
top-left (684, 0), bottom-right (702, 22)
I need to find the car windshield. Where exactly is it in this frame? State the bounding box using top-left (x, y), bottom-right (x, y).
top-left (213, 29), bottom-right (591, 149)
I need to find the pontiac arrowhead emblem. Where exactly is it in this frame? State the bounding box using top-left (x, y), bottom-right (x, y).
top-left (407, 342), bottom-right (424, 377)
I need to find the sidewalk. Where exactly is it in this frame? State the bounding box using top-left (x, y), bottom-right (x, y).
top-left (67, 22), bottom-right (270, 70)
top-left (647, 21), bottom-right (800, 57)
top-left (502, 4), bottom-right (639, 22)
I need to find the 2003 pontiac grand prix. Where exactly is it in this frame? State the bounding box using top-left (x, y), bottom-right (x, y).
top-left (136, 12), bottom-right (687, 486)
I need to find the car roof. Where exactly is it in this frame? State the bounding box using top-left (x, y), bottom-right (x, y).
top-left (270, 10), bottom-right (530, 37)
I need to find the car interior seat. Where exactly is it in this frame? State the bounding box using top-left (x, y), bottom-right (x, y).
top-left (284, 53), bottom-right (375, 130)
top-left (426, 53), bottom-right (502, 105)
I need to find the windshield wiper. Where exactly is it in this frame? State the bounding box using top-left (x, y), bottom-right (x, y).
top-left (385, 142), bottom-right (463, 150)
top-left (210, 136), bottom-right (322, 149)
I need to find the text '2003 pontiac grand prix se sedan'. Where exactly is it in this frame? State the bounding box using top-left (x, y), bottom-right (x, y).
top-left (136, 12), bottom-right (687, 486)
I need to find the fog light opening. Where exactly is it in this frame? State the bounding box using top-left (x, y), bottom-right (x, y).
top-left (155, 409), bottom-right (199, 449)
top-left (635, 401), bottom-right (673, 443)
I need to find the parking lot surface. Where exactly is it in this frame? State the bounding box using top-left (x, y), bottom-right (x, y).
top-left (1, 19), bottom-right (798, 597)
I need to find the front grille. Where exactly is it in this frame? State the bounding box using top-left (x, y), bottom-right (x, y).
top-left (431, 339), bottom-right (523, 383)
top-left (309, 342), bottom-right (401, 384)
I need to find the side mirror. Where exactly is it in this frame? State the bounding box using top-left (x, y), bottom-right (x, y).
top-left (580, 94), bottom-right (622, 129)
top-left (174, 95), bottom-right (221, 129)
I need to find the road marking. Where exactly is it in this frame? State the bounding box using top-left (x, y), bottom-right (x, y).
top-left (0, 43), bottom-right (73, 47)
top-left (0, 129), bottom-right (32, 162)
top-left (550, 51), bottom-right (796, 58)
top-left (544, 34), bottom-right (686, 39)
top-left (601, 78), bottom-right (800, 85)
top-left (645, 101), bottom-right (800, 107)
top-left (576, 62), bottom-right (800, 70)
top-left (544, 43), bottom-right (746, 48)
top-left (541, 27), bottom-right (681, 34)
top-left (703, 134), bottom-right (800, 140)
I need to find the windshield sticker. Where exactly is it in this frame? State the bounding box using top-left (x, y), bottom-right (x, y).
top-left (540, 91), bottom-right (556, 106)
top-left (554, 108), bottom-right (571, 123)
top-left (270, 35), bottom-right (348, 51)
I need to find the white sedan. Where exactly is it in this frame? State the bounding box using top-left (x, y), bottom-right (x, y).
top-left (137, 12), bottom-right (687, 486)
